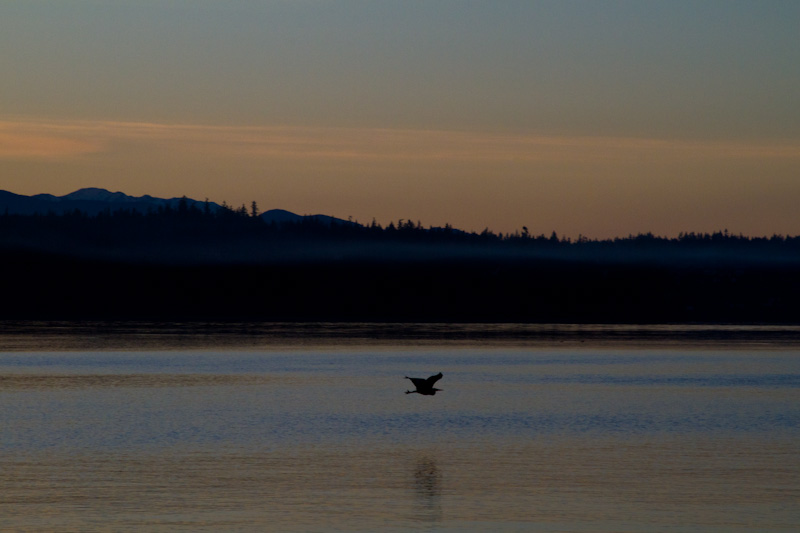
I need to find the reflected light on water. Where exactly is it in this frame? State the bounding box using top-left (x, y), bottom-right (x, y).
top-left (0, 324), bottom-right (798, 531)
top-left (3, 439), bottom-right (796, 531)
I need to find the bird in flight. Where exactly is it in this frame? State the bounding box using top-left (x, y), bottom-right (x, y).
top-left (405, 372), bottom-right (443, 395)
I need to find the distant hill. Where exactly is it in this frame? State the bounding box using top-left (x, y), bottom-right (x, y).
top-left (0, 187), bottom-right (218, 216)
top-left (0, 188), bottom-right (354, 225)
top-left (259, 208), bottom-right (357, 227)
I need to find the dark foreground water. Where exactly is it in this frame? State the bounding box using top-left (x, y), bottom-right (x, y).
top-left (1, 323), bottom-right (798, 531)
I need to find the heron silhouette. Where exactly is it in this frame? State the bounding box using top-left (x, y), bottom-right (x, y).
top-left (405, 372), bottom-right (443, 395)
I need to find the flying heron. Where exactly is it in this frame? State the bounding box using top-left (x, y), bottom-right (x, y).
top-left (405, 372), bottom-right (443, 395)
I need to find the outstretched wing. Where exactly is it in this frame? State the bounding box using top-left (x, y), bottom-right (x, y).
top-left (425, 373), bottom-right (443, 386)
top-left (407, 377), bottom-right (427, 389)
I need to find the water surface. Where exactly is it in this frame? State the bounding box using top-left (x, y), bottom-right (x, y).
top-left (1, 323), bottom-right (798, 531)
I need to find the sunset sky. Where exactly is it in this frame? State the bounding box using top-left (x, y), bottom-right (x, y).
top-left (2, 1), bottom-right (799, 238)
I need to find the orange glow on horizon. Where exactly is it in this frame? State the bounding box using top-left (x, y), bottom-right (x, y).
top-left (2, 118), bottom-right (800, 163)
top-left (2, 118), bottom-right (799, 239)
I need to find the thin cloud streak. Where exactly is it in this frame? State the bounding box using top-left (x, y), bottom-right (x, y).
top-left (0, 122), bottom-right (101, 158)
top-left (2, 118), bottom-right (799, 163)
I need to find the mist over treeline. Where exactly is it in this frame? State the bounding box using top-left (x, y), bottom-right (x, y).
top-left (3, 199), bottom-right (799, 323)
top-left (2, 197), bottom-right (800, 266)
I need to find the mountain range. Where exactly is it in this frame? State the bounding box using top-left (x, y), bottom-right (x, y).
top-left (0, 188), bottom-right (355, 226)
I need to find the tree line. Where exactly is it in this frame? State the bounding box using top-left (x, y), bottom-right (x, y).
top-left (3, 198), bottom-right (799, 322)
top-left (2, 197), bottom-right (799, 253)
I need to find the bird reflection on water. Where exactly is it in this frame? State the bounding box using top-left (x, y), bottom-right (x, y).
top-left (413, 456), bottom-right (442, 523)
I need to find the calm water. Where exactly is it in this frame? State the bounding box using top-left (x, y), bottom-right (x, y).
top-left (0, 323), bottom-right (798, 531)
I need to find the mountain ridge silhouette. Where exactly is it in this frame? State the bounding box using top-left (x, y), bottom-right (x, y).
top-left (0, 188), bottom-right (353, 226)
